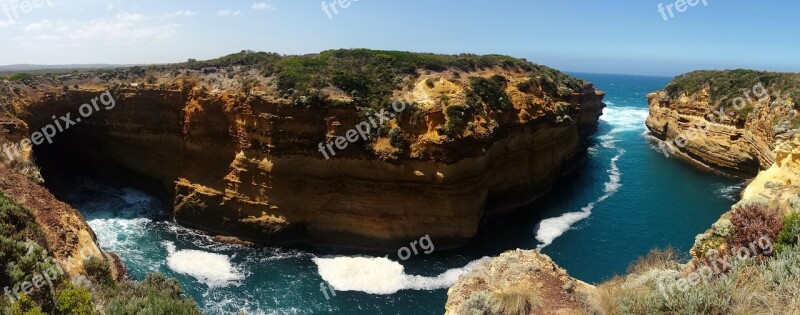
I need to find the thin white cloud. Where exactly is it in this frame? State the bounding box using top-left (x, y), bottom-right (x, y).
top-left (251, 3), bottom-right (276, 11)
top-left (17, 16), bottom-right (181, 43)
top-left (67, 19), bottom-right (180, 41)
top-left (116, 11), bottom-right (146, 22)
top-left (218, 9), bottom-right (242, 17)
top-left (23, 20), bottom-right (52, 32)
top-left (0, 19), bottom-right (15, 28)
top-left (175, 10), bottom-right (197, 17)
top-left (159, 10), bottom-right (197, 19)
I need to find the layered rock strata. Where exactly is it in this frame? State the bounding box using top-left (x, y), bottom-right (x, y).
top-left (1, 51), bottom-right (605, 250)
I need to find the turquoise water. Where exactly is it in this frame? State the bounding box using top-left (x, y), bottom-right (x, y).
top-left (45, 73), bottom-right (741, 314)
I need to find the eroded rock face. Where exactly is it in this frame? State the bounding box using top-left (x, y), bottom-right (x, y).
top-left (645, 89), bottom-right (777, 176)
top-left (2, 58), bottom-right (604, 250)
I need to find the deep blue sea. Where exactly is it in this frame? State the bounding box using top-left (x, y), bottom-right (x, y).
top-left (47, 73), bottom-right (741, 314)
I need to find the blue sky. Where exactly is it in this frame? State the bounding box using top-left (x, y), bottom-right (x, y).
top-left (0, 0), bottom-right (798, 76)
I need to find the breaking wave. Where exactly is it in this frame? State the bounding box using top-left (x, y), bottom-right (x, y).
top-left (535, 149), bottom-right (626, 249)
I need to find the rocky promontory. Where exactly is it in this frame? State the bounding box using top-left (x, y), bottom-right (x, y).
top-left (447, 70), bottom-right (800, 314)
top-left (0, 50), bottom-right (605, 250)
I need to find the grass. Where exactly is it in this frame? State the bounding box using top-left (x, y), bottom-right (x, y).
top-left (600, 245), bottom-right (800, 315)
top-left (460, 289), bottom-right (540, 315)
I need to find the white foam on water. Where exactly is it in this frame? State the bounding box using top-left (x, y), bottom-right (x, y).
top-left (714, 183), bottom-right (744, 201)
top-left (598, 134), bottom-right (619, 149)
top-left (88, 217), bottom-right (152, 251)
top-left (163, 241), bottom-right (244, 288)
top-left (312, 256), bottom-right (489, 295)
top-left (598, 152), bottom-right (624, 202)
top-left (534, 203), bottom-right (595, 249)
top-left (600, 106), bottom-right (650, 134)
top-left (536, 150), bottom-right (625, 249)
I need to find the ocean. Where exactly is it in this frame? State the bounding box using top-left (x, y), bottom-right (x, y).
top-left (44, 73), bottom-right (741, 314)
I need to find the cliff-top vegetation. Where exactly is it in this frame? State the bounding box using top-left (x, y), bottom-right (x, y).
top-left (0, 193), bottom-right (200, 315)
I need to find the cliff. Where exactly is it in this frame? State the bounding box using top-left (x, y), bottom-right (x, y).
top-left (447, 70), bottom-right (800, 314)
top-left (0, 50), bottom-right (605, 250)
top-left (644, 70), bottom-right (800, 176)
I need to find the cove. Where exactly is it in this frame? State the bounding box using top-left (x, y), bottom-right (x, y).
top-left (38, 73), bottom-right (740, 314)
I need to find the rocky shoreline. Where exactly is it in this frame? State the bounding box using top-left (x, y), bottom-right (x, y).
top-left (446, 70), bottom-right (800, 314)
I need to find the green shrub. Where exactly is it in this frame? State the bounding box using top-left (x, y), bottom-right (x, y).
top-left (775, 211), bottom-right (800, 254)
top-left (0, 193), bottom-right (45, 242)
top-left (103, 274), bottom-right (200, 315)
top-left (442, 105), bottom-right (469, 136)
top-left (83, 257), bottom-right (115, 289)
top-left (516, 79), bottom-right (536, 93)
top-left (56, 285), bottom-right (94, 315)
top-left (8, 294), bottom-right (45, 315)
top-left (388, 128), bottom-right (408, 151)
top-left (6, 73), bottom-right (33, 83)
top-left (469, 76), bottom-right (512, 112)
top-left (425, 78), bottom-right (436, 88)
top-left (398, 103), bottom-right (426, 127)
top-left (0, 193), bottom-right (64, 314)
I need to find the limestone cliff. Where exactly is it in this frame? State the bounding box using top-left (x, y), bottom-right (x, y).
top-left (0, 50), bottom-right (605, 250)
top-left (447, 70), bottom-right (800, 314)
top-left (644, 70), bottom-right (800, 176)
top-left (643, 70), bottom-right (800, 260)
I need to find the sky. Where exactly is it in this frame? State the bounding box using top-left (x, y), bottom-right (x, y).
top-left (0, 0), bottom-right (799, 76)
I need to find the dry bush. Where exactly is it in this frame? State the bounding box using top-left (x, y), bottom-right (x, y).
top-left (728, 203), bottom-right (782, 262)
top-left (459, 289), bottom-right (540, 315)
top-left (626, 247), bottom-right (681, 275)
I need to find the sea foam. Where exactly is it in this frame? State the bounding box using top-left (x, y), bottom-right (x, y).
top-left (163, 241), bottom-right (244, 288)
top-left (536, 150), bottom-right (625, 249)
top-left (600, 106), bottom-right (649, 134)
top-left (313, 256), bottom-right (488, 295)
